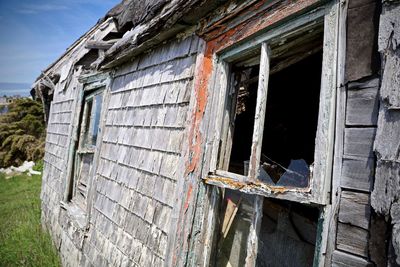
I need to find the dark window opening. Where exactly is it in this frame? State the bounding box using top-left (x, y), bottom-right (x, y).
top-left (260, 51), bottom-right (322, 187)
top-left (227, 48), bottom-right (323, 188)
top-left (76, 49), bottom-right (99, 69)
top-left (227, 65), bottom-right (259, 174)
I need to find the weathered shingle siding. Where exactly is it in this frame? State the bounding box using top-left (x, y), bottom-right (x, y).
top-left (371, 1), bottom-right (400, 265)
top-left (330, 0), bottom-right (382, 265)
top-left (83, 35), bottom-right (199, 266)
top-left (41, 66), bottom-right (82, 259)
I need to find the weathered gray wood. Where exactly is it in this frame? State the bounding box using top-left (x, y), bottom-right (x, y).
top-left (341, 157), bottom-right (374, 192)
top-left (374, 107), bottom-right (400, 161)
top-left (245, 42), bottom-right (270, 267)
top-left (372, 160), bottom-right (400, 216)
top-left (324, 0), bottom-right (348, 264)
top-left (369, 213), bottom-right (388, 267)
top-left (345, 0), bottom-right (378, 82)
top-left (347, 77), bottom-right (379, 90)
top-left (331, 250), bottom-right (372, 267)
top-left (214, 170), bottom-right (247, 182)
top-left (346, 86), bottom-right (379, 126)
top-left (248, 42), bottom-right (270, 181)
top-left (339, 191), bottom-right (370, 229)
top-left (85, 40), bottom-right (116, 50)
top-left (343, 128), bottom-right (376, 159)
top-left (245, 195), bottom-right (263, 267)
top-left (311, 1), bottom-right (339, 206)
top-left (336, 222), bottom-right (369, 257)
top-left (220, 7), bottom-right (325, 61)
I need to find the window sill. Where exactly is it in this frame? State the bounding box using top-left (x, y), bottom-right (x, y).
top-left (204, 174), bottom-right (315, 204)
top-left (60, 201), bottom-right (88, 230)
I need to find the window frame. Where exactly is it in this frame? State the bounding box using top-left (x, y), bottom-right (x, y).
top-left (202, 3), bottom-right (345, 266)
top-left (71, 88), bottom-right (105, 210)
top-left (203, 2), bottom-right (339, 206)
top-left (62, 72), bottom-right (111, 228)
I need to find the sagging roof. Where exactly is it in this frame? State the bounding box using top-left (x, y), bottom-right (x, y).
top-left (99, 0), bottom-right (229, 69)
top-left (35, 0), bottom-right (230, 77)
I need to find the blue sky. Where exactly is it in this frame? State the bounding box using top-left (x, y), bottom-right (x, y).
top-left (0, 0), bottom-right (119, 87)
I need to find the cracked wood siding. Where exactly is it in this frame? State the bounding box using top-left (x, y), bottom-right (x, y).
top-left (41, 67), bottom-right (85, 265)
top-left (85, 35), bottom-right (199, 266)
top-left (371, 1), bottom-right (400, 265)
top-left (39, 19), bottom-right (119, 267)
top-left (329, 0), bottom-right (381, 265)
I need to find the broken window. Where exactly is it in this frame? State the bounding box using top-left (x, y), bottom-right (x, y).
top-left (216, 192), bottom-right (319, 267)
top-left (227, 51), bottom-right (322, 188)
top-left (204, 3), bottom-right (339, 266)
top-left (69, 87), bottom-right (105, 210)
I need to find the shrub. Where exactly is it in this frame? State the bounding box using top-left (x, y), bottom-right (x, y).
top-left (0, 98), bottom-right (45, 167)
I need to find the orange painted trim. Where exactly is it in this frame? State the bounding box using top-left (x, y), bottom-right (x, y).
top-left (186, 43), bottom-right (215, 175)
top-left (205, 0), bottom-right (320, 53)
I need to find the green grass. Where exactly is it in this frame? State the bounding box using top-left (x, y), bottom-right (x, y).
top-left (0, 172), bottom-right (61, 267)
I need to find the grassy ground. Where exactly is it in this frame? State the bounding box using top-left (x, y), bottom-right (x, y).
top-left (0, 172), bottom-right (61, 267)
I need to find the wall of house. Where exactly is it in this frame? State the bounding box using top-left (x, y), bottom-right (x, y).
top-left (40, 0), bottom-right (400, 266)
top-left (372, 0), bottom-right (400, 265)
top-left (330, 0), bottom-right (385, 266)
top-left (40, 64), bottom-right (84, 262)
top-left (41, 35), bottom-right (200, 266)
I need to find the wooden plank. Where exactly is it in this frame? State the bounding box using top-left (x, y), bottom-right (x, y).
top-left (311, 0), bottom-right (339, 206)
top-left (245, 43), bottom-right (270, 267)
top-left (343, 128), bottom-right (376, 159)
top-left (347, 77), bottom-right (379, 90)
top-left (338, 191), bottom-right (371, 229)
top-left (345, 1), bottom-right (378, 82)
top-left (214, 170), bottom-right (247, 182)
top-left (220, 7), bottom-right (325, 62)
top-left (336, 222), bottom-right (369, 257)
top-left (341, 157), bottom-right (374, 192)
top-left (332, 250), bottom-right (373, 267)
top-left (245, 195), bottom-right (263, 267)
top-left (85, 40), bottom-right (116, 50)
top-left (248, 42), bottom-right (270, 180)
top-left (221, 197), bottom-right (241, 238)
top-left (346, 86), bottom-right (379, 126)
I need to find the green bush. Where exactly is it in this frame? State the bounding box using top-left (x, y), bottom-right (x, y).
top-left (33, 160), bottom-right (44, 172)
top-left (0, 98), bottom-right (46, 168)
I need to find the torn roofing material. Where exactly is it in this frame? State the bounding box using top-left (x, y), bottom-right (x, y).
top-left (101, 0), bottom-right (169, 32)
top-left (99, 0), bottom-right (230, 69)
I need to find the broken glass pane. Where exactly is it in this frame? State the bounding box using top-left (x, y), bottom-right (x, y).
top-left (82, 91), bottom-right (103, 147)
top-left (258, 51), bottom-right (323, 188)
top-left (91, 93), bottom-right (103, 145)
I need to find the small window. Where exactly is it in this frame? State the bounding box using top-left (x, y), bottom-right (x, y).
top-left (69, 88), bottom-right (104, 210)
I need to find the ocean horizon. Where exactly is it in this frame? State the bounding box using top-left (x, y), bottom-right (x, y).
top-left (0, 83), bottom-right (31, 97)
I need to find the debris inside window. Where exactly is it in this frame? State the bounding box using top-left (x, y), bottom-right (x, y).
top-left (256, 198), bottom-right (319, 267)
top-left (216, 189), bottom-right (255, 267)
top-left (216, 191), bottom-right (319, 267)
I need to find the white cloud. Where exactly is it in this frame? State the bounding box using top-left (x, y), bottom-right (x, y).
top-left (18, 4), bottom-right (69, 14)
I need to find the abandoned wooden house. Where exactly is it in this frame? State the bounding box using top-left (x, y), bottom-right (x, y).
top-left (33, 0), bottom-right (400, 266)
